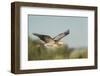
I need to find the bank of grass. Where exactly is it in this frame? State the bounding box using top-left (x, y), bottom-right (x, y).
top-left (28, 36), bottom-right (88, 60)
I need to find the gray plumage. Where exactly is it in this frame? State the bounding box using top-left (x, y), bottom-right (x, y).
top-left (33, 30), bottom-right (70, 43)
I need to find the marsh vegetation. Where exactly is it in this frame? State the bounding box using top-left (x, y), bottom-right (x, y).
top-left (28, 36), bottom-right (88, 60)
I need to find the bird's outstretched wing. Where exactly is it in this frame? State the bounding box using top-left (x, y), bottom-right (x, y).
top-left (53, 30), bottom-right (70, 41)
top-left (33, 33), bottom-right (54, 43)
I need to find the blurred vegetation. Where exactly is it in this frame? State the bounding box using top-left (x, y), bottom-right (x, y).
top-left (28, 36), bottom-right (88, 60)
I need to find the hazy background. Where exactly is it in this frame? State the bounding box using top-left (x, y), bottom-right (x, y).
top-left (28, 15), bottom-right (88, 48)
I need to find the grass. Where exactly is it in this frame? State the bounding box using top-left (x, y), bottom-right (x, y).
top-left (28, 36), bottom-right (88, 61)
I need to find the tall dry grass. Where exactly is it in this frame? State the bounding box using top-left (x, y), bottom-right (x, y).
top-left (28, 36), bottom-right (88, 60)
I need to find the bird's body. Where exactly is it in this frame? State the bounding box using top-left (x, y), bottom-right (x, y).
top-left (44, 41), bottom-right (64, 48)
top-left (33, 30), bottom-right (70, 49)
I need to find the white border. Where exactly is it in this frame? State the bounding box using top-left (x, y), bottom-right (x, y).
top-left (20, 7), bottom-right (95, 70)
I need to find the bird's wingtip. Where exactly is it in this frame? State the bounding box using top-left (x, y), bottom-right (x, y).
top-left (32, 33), bottom-right (41, 36)
top-left (32, 33), bottom-right (37, 35)
top-left (32, 33), bottom-right (35, 35)
top-left (64, 29), bottom-right (70, 34)
top-left (67, 29), bottom-right (70, 31)
top-left (66, 29), bottom-right (70, 32)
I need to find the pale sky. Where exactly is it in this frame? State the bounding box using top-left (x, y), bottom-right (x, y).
top-left (28, 15), bottom-right (88, 48)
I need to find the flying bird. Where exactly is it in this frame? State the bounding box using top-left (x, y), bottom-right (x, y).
top-left (32, 30), bottom-right (70, 48)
